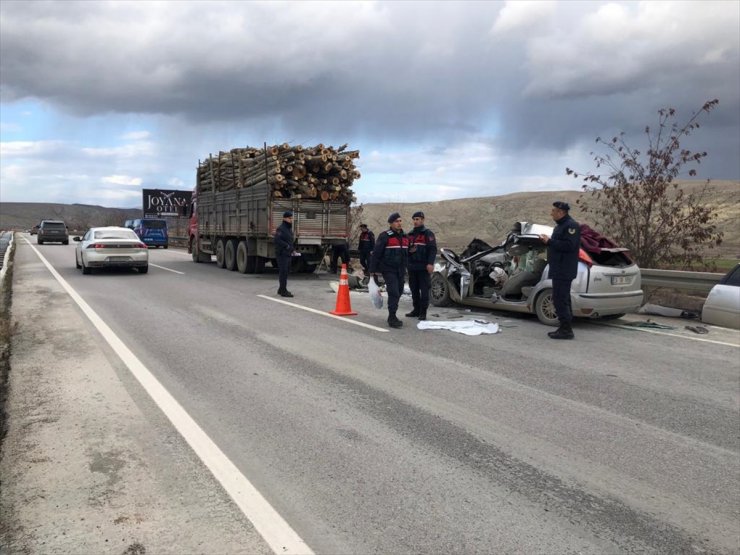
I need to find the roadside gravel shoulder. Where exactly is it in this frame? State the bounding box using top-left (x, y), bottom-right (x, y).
top-left (0, 238), bottom-right (272, 554)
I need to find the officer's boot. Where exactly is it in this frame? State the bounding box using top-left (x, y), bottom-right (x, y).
top-left (418, 308), bottom-right (427, 321)
top-left (548, 322), bottom-right (574, 339)
top-left (405, 306), bottom-right (420, 318)
top-left (388, 312), bottom-right (403, 328)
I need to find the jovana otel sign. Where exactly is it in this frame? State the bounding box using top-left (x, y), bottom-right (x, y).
top-left (142, 189), bottom-right (192, 217)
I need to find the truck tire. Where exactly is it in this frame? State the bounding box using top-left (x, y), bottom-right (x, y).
top-left (534, 289), bottom-right (559, 326)
top-left (430, 273), bottom-right (452, 307)
top-left (225, 239), bottom-right (238, 271)
top-left (191, 238), bottom-right (211, 263)
top-left (216, 239), bottom-right (226, 268)
top-left (236, 241), bottom-right (257, 274)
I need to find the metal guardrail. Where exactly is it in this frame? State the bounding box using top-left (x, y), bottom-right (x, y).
top-left (640, 269), bottom-right (723, 293)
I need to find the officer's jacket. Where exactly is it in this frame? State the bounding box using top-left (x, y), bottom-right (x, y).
top-left (274, 221), bottom-right (294, 257)
top-left (358, 230), bottom-right (375, 252)
top-left (407, 225), bottom-right (437, 271)
top-left (369, 228), bottom-right (408, 273)
top-left (547, 214), bottom-right (580, 280)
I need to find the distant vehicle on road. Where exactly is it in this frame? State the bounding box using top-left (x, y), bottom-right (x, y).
top-left (702, 263), bottom-right (740, 329)
top-left (37, 220), bottom-right (69, 245)
top-left (131, 218), bottom-right (168, 249)
top-left (431, 222), bottom-right (643, 326)
top-left (73, 226), bottom-right (149, 274)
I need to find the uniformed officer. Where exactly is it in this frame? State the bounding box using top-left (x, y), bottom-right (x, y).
top-left (539, 201), bottom-right (580, 339)
top-left (370, 212), bottom-right (409, 328)
top-left (357, 223), bottom-right (375, 274)
top-left (274, 211), bottom-right (297, 297)
top-left (406, 211), bottom-right (437, 321)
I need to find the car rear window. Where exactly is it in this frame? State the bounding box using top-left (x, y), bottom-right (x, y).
top-left (142, 220), bottom-right (167, 229)
top-left (94, 230), bottom-right (138, 240)
top-left (43, 223), bottom-right (67, 230)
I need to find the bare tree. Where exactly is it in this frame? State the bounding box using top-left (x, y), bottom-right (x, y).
top-left (567, 99), bottom-right (723, 269)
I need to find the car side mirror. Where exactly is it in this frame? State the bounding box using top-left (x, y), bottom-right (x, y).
top-left (73, 237), bottom-right (82, 242)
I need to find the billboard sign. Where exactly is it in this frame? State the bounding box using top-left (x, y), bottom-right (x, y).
top-left (142, 189), bottom-right (192, 217)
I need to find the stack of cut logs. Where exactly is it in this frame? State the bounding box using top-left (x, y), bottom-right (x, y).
top-left (197, 143), bottom-right (360, 203)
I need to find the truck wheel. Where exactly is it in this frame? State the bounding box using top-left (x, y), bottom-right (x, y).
top-left (301, 261), bottom-right (317, 273)
top-left (191, 239), bottom-right (210, 263)
top-left (215, 239), bottom-right (226, 268)
top-left (534, 289), bottom-right (559, 326)
top-left (225, 239), bottom-right (238, 271)
top-left (236, 241), bottom-right (254, 274)
top-left (430, 273), bottom-right (452, 307)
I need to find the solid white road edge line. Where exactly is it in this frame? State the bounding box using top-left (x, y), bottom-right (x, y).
top-left (258, 294), bottom-right (390, 332)
top-left (601, 322), bottom-right (739, 348)
top-left (149, 263), bottom-right (185, 274)
top-left (23, 238), bottom-right (314, 555)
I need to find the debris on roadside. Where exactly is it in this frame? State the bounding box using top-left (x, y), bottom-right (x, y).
top-left (621, 320), bottom-right (676, 330)
top-left (685, 325), bottom-right (710, 334)
top-left (638, 303), bottom-right (699, 319)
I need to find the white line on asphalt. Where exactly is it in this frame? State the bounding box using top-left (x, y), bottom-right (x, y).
top-left (149, 263), bottom-right (185, 274)
top-left (258, 294), bottom-right (390, 332)
top-left (23, 238), bottom-right (314, 555)
top-left (600, 322), bottom-right (739, 348)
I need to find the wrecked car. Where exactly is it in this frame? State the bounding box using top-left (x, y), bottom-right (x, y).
top-left (430, 222), bottom-right (643, 326)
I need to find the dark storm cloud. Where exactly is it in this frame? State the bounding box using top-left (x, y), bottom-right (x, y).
top-left (1, 0), bottom-right (738, 178)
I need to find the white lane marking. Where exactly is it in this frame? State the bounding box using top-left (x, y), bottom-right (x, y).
top-left (23, 238), bottom-right (313, 555)
top-left (258, 294), bottom-right (389, 333)
top-left (599, 322), bottom-right (739, 348)
top-left (149, 263), bottom-right (184, 274)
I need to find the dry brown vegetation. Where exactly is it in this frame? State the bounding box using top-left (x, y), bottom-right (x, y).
top-left (355, 180), bottom-right (740, 259)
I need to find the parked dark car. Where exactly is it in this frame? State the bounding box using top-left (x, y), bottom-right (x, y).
top-left (37, 220), bottom-right (69, 245)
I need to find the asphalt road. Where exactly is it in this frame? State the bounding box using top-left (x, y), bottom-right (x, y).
top-left (5, 236), bottom-right (740, 554)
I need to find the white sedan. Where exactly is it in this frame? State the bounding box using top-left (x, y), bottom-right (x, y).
top-left (702, 263), bottom-right (740, 329)
top-left (74, 226), bottom-right (149, 274)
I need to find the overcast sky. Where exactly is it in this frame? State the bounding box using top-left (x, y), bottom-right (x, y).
top-left (1, 0), bottom-right (738, 209)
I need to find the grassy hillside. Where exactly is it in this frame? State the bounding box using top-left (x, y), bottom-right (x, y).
top-left (3, 180), bottom-right (738, 257)
top-left (0, 203), bottom-right (141, 233)
top-left (355, 180), bottom-right (740, 257)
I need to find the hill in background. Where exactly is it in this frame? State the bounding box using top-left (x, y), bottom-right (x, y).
top-left (2, 180), bottom-right (738, 257)
top-left (0, 203), bottom-right (141, 233)
top-left (356, 180), bottom-right (740, 257)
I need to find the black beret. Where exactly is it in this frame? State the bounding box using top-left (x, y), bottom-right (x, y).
top-left (283, 211), bottom-right (293, 218)
top-left (412, 211), bottom-right (425, 219)
top-left (387, 212), bottom-right (401, 224)
top-left (553, 201), bottom-right (570, 211)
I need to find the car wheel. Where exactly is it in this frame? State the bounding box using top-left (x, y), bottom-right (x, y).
top-left (75, 252), bottom-right (81, 269)
top-left (224, 239), bottom-right (238, 271)
top-left (38, 239), bottom-right (43, 245)
top-left (81, 257), bottom-right (92, 275)
top-left (430, 273), bottom-right (452, 307)
top-left (138, 265), bottom-right (149, 274)
top-left (63, 241), bottom-right (69, 245)
top-left (215, 239), bottom-right (226, 268)
top-left (534, 289), bottom-right (559, 326)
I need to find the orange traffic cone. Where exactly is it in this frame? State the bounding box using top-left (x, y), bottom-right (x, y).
top-left (330, 264), bottom-right (357, 316)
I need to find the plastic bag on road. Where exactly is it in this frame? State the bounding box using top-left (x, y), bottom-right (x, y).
top-left (369, 277), bottom-right (384, 309)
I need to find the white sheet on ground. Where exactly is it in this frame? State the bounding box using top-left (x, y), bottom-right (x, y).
top-left (417, 320), bottom-right (500, 335)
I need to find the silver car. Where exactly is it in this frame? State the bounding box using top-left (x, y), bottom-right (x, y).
top-left (701, 263), bottom-right (740, 329)
top-left (431, 222), bottom-right (644, 326)
top-left (74, 227), bottom-right (149, 274)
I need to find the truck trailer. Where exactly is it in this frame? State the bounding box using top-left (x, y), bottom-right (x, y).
top-left (188, 144), bottom-right (357, 274)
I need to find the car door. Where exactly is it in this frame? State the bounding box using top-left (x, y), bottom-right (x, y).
top-left (702, 264), bottom-right (740, 329)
